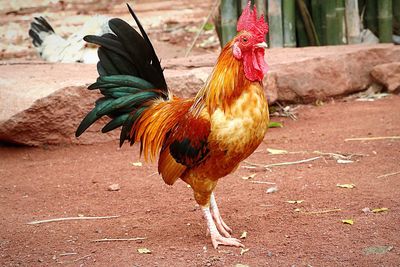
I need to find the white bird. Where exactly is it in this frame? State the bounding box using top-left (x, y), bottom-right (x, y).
top-left (29, 15), bottom-right (111, 63)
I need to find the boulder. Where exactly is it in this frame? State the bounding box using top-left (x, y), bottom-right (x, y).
top-left (370, 62), bottom-right (400, 93)
top-left (1, 44), bottom-right (400, 146)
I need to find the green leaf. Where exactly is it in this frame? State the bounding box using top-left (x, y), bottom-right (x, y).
top-left (268, 121), bottom-right (283, 128)
top-left (203, 22), bottom-right (215, 31)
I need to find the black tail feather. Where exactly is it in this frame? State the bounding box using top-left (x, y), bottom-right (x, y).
top-left (29, 16), bottom-right (55, 47)
top-left (76, 4), bottom-right (169, 146)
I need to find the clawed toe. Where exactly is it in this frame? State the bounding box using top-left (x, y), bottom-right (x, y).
top-left (211, 235), bottom-right (244, 249)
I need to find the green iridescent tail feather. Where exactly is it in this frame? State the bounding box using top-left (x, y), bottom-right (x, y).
top-left (75, 4), bottom-right (168, 147)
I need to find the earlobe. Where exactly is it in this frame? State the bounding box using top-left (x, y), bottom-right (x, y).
top-left (232, 42), bottom-right (242, 60)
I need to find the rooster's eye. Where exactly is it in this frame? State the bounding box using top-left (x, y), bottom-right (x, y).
top-left (242, 37), bottom-right (248, 43)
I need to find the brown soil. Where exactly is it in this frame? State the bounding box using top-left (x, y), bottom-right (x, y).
top-left (1, 96), bottom-right (399, 266)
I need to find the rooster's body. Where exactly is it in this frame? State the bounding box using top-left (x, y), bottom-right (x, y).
top-left (76, 3), bottom-right (269, 248)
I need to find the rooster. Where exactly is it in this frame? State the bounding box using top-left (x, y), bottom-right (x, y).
top-left (76, 2), bottom-right (269, 248)
top-left (29, 15), bottom-right (110, 63)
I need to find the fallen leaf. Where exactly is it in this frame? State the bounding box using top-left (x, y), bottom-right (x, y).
top-left (241, 174), bottom-right (256, 180)
top-left (363, 245), bottom-right (393, 255)
top-left (107, 183), bottom-right (120, 191)
top-left (240, 231), bottom-right (247, 239)
top-left (267, 148), bottom-right (288, 155)
top-left (131, 162), bottom-right (143, 167)
top-left (234, 264), bottom-right (249, 267)
top-left (294, 208), bottom-right (301, 212)
top-left (268, 121), bottom-right (283, 128)
top-left (341, 219), bottom-right (354, 225)
top-left (137, 248), bottom-right (151, 254)
top-left (286, 200), bottom-right (304, 204)
top-left (266, 186), bottom-right (278, 194)
top-left (372, 207), bottom-right (389, 213)
top-left (336, 183), bottom-right (356, 189)
top-left (362, 207), bottom-right (372, 214)
top-left (240, 248), bottom-right (250, 255)
top-left (337, 159), bottom-right (354, 164)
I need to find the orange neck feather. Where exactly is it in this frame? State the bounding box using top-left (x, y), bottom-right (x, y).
top-left (192, 40), bottom-right (255, 114)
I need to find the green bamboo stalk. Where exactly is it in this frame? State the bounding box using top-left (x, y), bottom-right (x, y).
top-left (345, 0), bottom-right (361, 44)
top-left (283, 0), bottom-right (296, 47)
top-left (220, 0), bottom-right (238, 46)
top-left (311, 0), bottom-right (325, 44)
top-left (394, 0), bottom-right (400, 36)
top-left (336, 0), bottom-right (346, 44)
top-left (268, 0), bottom-right (284, 47)
top-left (255, 0), bottom-right (267, 17)
top-left (364, 0), bottom-right (378, 35)
top-left (296, 0), bottom-right (320, 45)
top-left (295, 5), bottom-right (309, 46)
top-left (377, 0), bottom-right (392, 43)
top-left (325, 0), bottom-right (337, 45)
top-left (394, 0), bottom-right (400, 21)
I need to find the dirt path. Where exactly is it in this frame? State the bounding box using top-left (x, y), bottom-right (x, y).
top-left (1, 96), bottom-right (399, 266)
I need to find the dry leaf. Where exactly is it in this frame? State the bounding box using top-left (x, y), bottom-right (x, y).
top-left (372, 207), bottom-right (389, 213)
top-left (240, 248), bottom-right (250, 255)
top-left (294, 208), bottom-right (301, 212)
top-left (363, 245), bottom-right (393, 255)
top-left (336, 183), bottom-right (356, 189)
top-left (341, 219), bottom-right (354, 225)
top-left (286, 200), bottom-right (304, 204)
top-left (137, 248), bottom-right (151, 254)
top-left (234, 264), bottom-right (249, 267)
top-left (267, 148), bottom-right (288, 155)
top-left (241, 174), bottom-right (256, 180)
top-left (337, 159), bottom-right (354, 164)
top-left (107, 183), bottom-right (120, 191)
top-left (240, 231), bottom-right (247, 239)
top-left (131, 162), bottom-right (143, 167)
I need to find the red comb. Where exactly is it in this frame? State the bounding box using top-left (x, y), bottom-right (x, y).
top-left (237, 2), bottom-right (269, 42)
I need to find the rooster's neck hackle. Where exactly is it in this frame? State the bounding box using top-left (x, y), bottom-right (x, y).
top-left (192, 41), bottom-right (254, 115)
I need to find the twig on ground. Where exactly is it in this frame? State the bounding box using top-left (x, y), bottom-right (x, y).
top-left (243, 156), bottom-right (321, 170)
top-left (377, 171), bottom-right (400, 179)
top-left (250, 181), bottom-right (276, 185)
top-left (59, 252), bottom-right (78, 257)
top-left (27, 215), bottom-right (120, 225)
top-left (345, 136), bottom-right (400, 141)
top-left (274, 102), bottom-right (298, 120)
top-left (303, 208), bottom-right (342, 214)
top-left (91, 237), bottom-right (146, 243)
top-left (73, 254), bottom-right (91, 262)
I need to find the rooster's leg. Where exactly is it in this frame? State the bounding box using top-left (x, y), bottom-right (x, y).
top-left (210, 193), bottom-right (232, 237)
top-left (202, 206), bottom-right (244, 249)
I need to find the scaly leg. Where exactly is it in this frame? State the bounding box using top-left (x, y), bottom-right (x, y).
top-left (210, 193), bottom-right (232, 237)
top-left (202, 206), bottom-right (244, 249)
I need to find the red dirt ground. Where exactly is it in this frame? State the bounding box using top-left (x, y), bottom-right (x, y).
top-left (1, 95), bottom-right (399, 266)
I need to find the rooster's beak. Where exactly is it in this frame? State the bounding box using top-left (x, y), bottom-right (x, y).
top-left (256, 42), bottom-right (268, 49)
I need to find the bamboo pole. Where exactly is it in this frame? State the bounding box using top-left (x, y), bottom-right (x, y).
top-left (220, 0), bottom-right (238, 46)
top-left (336, 0), bottom-right (346, 44)
top-left (268, 0), bottom-right (284, 47)
top-left (296, 3), bottom-right (309, 46)
top-left (325, 0), bottom-right (337, 45)
top-left (296, 0), bottom-right (320, 45)
top-left (255, 0), bottom-right (268, 18)
top-left (364, 0), bottom-right (378, 35)
top-left (394, 0), bottom-right (400, 36)
top-left (377, 0), bottom-right (392, 43)
top-left (283, 0), bottom-right (297, 47)
top-left (345, 0), bottom-right (361, 44)
top-left (311, 0), bottom-right (324, 44)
